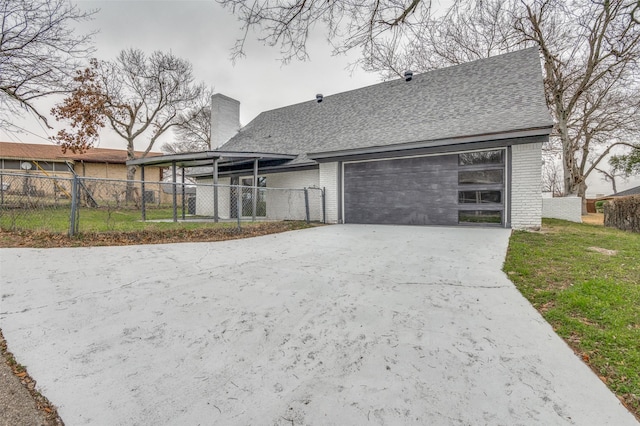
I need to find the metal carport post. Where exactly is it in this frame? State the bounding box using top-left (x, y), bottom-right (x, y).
top-left (125, 151), bottom-right (296, 224)
top-left (172, 161), bottom-right (177, 222)
top-left (181, 167), bottom-right (186, 220)
top-left (213, 158), bottom-right (219, 222)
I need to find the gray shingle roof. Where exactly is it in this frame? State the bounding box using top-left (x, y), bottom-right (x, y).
top-left (609, 186), bottom-right (640, 197)
top-left (221, 48), bottom-right (553, 164)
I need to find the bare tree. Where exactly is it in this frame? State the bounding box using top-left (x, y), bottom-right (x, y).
top-left (595, 167), bottom-right (621, 194)
top-left (519, 0), bottom-right (640, 211)
top-left (52, 49), bottom-right (205, 184)
top-left (217, 0), bottom-right (432, 63)
top-left (162, 87), bottom-right (213, 154)
top-left (359, 0), bottom-right (525, 78)
top-left (0, 0), bottom-right (96, 128)
top-left (542, 154), bottom-right (564, 196)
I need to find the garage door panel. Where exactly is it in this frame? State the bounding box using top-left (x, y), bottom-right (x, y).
top-left (344, 155), bottom-right (459, 225)
top-left (363, 208), bottom-right (453, 226)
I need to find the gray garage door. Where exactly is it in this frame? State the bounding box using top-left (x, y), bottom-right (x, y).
top-left (343, 151), bottom-right (505, 226)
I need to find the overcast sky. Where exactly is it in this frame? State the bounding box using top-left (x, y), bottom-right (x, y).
top-left (80, 0), bottom-right (384, 120)
top-left (4, 0), bottom-right (637, 196)
top-left (7, 0), bottom-right (380, 148)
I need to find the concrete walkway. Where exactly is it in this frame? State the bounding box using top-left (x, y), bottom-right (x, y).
top-left (0, 225), bottom-right (636, 425)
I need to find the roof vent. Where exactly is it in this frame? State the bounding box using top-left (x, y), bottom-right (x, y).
top-left (404, 70), bottom-right (413, 82)
top-left (316, 94), bottom-right (323, 103)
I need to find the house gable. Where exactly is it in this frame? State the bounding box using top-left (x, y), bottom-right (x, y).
top-left (221, 47), bottom-right (552, 164)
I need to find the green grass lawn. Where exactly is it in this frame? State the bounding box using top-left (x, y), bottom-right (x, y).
top-left (74, 207), bottom-right (240, 232)
top-left (504, 219), bottom-right (640, 417)
top-left (0, 205), bottom-right (240, 233)
top-left (0, 205), bottom-right (317, 248)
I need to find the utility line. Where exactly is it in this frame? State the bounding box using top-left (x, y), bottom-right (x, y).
top-left (2, 123), bottom-right (52, 144)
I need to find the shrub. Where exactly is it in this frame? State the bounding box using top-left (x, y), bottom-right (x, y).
top-left (595, 200), bottom-right (605, 213)
top-left (603, 195), bottom-right (640, 233)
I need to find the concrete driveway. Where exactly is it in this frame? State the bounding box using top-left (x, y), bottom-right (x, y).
top-left (0, 225), bottom-right (636, 425)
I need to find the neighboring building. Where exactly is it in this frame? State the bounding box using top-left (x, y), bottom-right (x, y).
top-left (608, 186), bottom-right (640, 198)
top-left (0, 142), bottom-right (164, 202)
top-left (587, 186), bottom-right (640, 213)
top-left (0, 142), bottom-right (162, 179)
top-left (132, 48), bottom-right (554, 229)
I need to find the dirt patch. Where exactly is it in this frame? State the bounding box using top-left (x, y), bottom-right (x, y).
top-left (532, 225), bottom-right (563, 234)
top-left (0, 329), bottom-right (63, 426)
top-left (582, 213), bottom-right (604, 225)
top-left (587, 246), bottom-right (618, 256)
top-left (538, 300), bottom-right (556, 313)
top-left (0, 221), bottom-right (320, 248)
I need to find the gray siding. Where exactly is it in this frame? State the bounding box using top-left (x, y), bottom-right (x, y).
top-left (344, 155), bottom-right (459, 225)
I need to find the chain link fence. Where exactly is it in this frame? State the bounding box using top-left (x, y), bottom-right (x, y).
top-left (0, 172), bottom-right (325, 235)
top-left (0, 172), bottom-right (73, 232)
top-left (192, 182), bottom-right (324, 223)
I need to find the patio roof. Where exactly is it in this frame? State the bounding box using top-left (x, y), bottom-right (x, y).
top-left (126, 151), bottom-right (296, 168)
top-left (129, 150), bottom-right (297, 224)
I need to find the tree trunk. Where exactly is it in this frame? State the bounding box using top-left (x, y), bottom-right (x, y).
top-left (559, 122), bottom-right (588, 214)
top-left (557, 121), bottom-right (576, 197)
top-left (577, 181), bottom-right (588, 216)
top-left (125, 140), bottom-right (137, 203)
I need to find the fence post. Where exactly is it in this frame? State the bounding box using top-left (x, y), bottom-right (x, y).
top-left (236, 186), bottom-right (242, 230)
top-left (322, 187), bottom-right (326, 224)
top-left (181, 167), bottom-right (186, 220)
top-left (252, 159), bottom-right (258, 222)
top-left (0, 173), bottom-right (4, 206)
top-left (304, 188), bottom-right (310, 223)
top-left (140, 166), bottom-right (146, 221)
top-left (69, 175), bottom-right (78, 236)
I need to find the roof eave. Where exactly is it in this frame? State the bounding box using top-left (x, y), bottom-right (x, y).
top-left (307, 126), bottom-right (553, 161)
top-left (189, 161), bottom-right (319, 178)
top-left (0, 156), bottom-right (71, 163)
top-left (126, 151), bottom-right (297, 167)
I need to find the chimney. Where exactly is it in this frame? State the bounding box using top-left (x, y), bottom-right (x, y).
top-left (404, 70), bottom-right (413, 82)
top-left (210, 94), bottom-right (240, 149)
top-left (316, 94), bottom-right (323, 103)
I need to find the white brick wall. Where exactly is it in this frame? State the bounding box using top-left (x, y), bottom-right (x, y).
top-left (195, 170), bottom-right (322, 220)
top-left (195, 177), bottom-right (231, 217)
top-left (210, 94), bottom-right (240, 149)
top-left (542, 196), bottom-right (582, 222)
top-left (319, 162), bottom-right (340, 223)
top-left (266, 169), bottom-right (319, 189)
top-left (511, 142), bottom-right (543, 229)
top-left (265, 169), bottom-right (320, 221)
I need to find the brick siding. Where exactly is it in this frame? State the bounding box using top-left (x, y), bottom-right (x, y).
top-left (511, 142), bottom-right (543, 229)
top-left (319, 162), bottom-right (340, 223)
